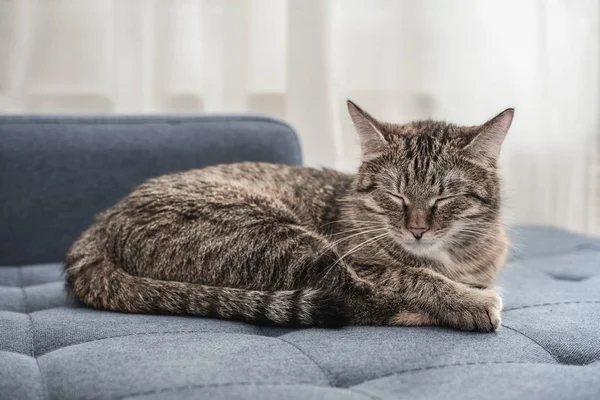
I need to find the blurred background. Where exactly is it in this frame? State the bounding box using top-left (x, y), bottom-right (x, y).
top-left (0, 0), bottom-right (598, 236)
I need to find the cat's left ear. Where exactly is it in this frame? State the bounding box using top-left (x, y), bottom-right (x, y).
top-left (347, 100), bottom-right (388, 155)
top-left (464, 108), bottom-right (514, 160)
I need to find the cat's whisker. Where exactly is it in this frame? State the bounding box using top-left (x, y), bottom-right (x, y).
top-left (455, 232), bottom-right (512, 247)
top-left (327, 225), bottom-right (387, 237)
top-left (458, 231), bottom-right (508, 241)
top-left (316, 227), bottom-right (388, 260)
top-left (443, 238), bottom-right (509, 264)
top-left (455, 227), bottom-right (511, 241)
top-left (321, 219), bottom-right (386, 228)
top-left (324, 227), bottom-right (387, 248)
top-left (322, 224), bottom-right (387, 239)
top-left (455, 227), bottom-right (505, 237)
top-left (373, 235), bottom-right (396, 258)
top-left (328, 232), bottom-right (391, 270)
top-left (321, 232), bottom-right (392, 283)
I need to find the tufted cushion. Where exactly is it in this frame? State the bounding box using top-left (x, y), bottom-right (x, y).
top-left (1, 226), bottom-right (599, 400)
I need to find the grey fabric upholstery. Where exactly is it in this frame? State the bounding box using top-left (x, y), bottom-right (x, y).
top-left (0, 115), bottom-right (301, 265)
top-left (1, 116), bottom-right (599, 399)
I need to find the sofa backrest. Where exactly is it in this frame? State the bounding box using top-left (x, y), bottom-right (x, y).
top-left (0, 115), bottom-right (301, 265)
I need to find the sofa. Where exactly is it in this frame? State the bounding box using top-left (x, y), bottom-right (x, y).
top-left (1, 115), bottom-right (599, 400)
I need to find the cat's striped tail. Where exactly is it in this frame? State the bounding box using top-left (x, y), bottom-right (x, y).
top-left (65, 254), bottom-right (350, 328)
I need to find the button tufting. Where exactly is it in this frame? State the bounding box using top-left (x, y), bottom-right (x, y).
top-left (547, 272), bottom-right (593, 282)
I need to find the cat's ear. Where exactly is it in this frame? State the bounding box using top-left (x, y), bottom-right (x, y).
top-left (347, 100), bottom-right (388, 155)
top-left (464, 108), bottom-right (514, 161)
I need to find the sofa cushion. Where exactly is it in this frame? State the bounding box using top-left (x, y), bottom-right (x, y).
top-left (0, 115), bottom-right (301, 265)
top-left (1, 226), bottom-right (599, 400)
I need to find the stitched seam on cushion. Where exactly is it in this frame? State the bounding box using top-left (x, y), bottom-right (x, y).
top-left (18, 266), bottom-right (27, 313)
top-left (0, 281), bottom-right (63, 289)
top-left (275, 337), bottom-right (334, 387)
top-left (346, 387), bottom-right (383, 400)
top-left (112, 381), bottom-right (349, 400)
top-left (28, 315), bottom-right (50, 400)
top-left (501, 325), bottom-right (559, 363)
top-left (38, 330), bottom-right (287, 356)
top-left (0, 349), bottom-right (42, 357)
top-left (504, 300), bottom-right (600, 311)
top-left (22, 280), bottom-right (50, 400)
top-left (350, 361), bottom-right (551, 386)
top-left (0, 310), bottom-right (34, 317)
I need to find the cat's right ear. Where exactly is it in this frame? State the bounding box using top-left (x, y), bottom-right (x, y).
top-left (347, 100), bottom-right (388, 155)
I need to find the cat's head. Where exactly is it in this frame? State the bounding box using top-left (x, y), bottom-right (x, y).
top-left (346, 100), bottom-right (513, 259)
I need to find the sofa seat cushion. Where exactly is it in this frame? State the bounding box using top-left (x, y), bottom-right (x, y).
top-left (1, 226), bottom-right (599, 400)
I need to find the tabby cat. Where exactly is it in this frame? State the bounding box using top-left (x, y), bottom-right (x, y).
top-left (65, 101), bottom-right (513, 332)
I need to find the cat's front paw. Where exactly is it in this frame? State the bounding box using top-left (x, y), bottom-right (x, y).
top-left (442, 289), bottom-right (502, 332)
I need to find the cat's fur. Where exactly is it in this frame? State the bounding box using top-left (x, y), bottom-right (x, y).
top-left (65, 101), bottom-right (514, 332)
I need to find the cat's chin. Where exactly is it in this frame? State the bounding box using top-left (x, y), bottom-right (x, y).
top-left (398, 237), bottom-right (442, 257)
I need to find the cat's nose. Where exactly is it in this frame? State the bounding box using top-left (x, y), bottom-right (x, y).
top-left (408, 227), bottom-right (428, 240)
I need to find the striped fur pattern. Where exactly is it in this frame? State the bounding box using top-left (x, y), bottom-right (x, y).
top-left (66, 101), bottom-right (514, 331)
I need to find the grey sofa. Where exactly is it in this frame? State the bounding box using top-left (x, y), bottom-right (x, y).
top-left (1, 115), bottom-right (599, 400)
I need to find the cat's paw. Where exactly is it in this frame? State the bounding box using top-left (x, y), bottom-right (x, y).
top-left (442, 289), bottom-right (502, 333)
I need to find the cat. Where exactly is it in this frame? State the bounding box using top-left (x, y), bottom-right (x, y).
top-left (65, 100), bottom-right (513, 332)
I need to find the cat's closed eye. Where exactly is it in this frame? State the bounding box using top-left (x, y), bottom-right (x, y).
top-left (386, 191), bottom-right (408, 205)
top-left (432, 196), bottom-right (457, 207)
top-left (466, 192), bottom-right (490, 204)
top-left (433, 193), bottom-right (490, 207)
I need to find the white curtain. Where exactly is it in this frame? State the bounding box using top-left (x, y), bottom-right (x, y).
top-left (1, 0), bottom-right (598, 236)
